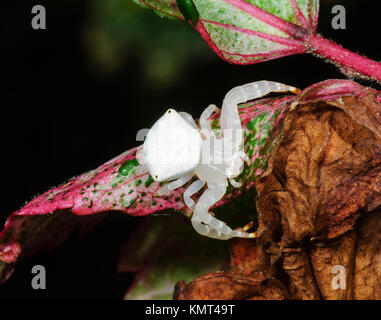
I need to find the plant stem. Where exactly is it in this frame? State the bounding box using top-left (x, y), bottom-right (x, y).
top-left (308, 34), bottom-right (381, 82)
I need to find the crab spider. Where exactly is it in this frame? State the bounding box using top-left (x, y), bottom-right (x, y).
top-left (143, 81), bottom-right (300, 240)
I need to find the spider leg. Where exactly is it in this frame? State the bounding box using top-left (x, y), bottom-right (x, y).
top-left (225, 149), bottom-right (247, 180)
top-left (157, 173), bottom-right (193, 196)
top-left (221, 81), bottom-right (300, 146)
top-left (200, 104), bottom-right (216, 131)
top-left (229, 178), bottom-right (242, 188)
top-left (227, 146), bottom-right (251, 188)
top-left (184, 179), bottom-right (205, 210)
top-left (238, 150), bottom-right (251, 166)
top-left (239, 81), bottom-right (300, 102)
top-left (191, 180), bottom-right (257, 240)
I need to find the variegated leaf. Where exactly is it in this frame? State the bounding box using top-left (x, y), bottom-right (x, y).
top-left (134, 0), bottom-right (319, 64)
top-left (1, 80), bottom-right (371, 283)
top-left (0, 94), bottom-right (296, 282)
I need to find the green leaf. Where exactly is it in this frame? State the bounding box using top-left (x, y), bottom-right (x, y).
top-left (133, 0), bottom-right (320, 64)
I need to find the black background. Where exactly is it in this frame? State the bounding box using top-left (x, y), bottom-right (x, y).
top-left (1, 0), bottom-right (380, 299)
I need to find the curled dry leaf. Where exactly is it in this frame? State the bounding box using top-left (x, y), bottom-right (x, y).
top-left (174, 80), bottom-right (381, 300)
top-left (256, 82), bottom-right (381, 299)
top-left (258, 93), bottom-right (381, 242)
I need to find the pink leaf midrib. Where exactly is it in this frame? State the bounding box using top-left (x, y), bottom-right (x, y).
top-left (201, 19), bottom-right (305, 48)
top-left (195, 22), bottom-right (305, 65)
top-left (289, 0), bottom-right (311, 29)
top-left (224, 0), bottom-right (307, 38)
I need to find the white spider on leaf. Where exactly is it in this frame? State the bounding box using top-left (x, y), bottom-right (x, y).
top-left (141, 81), bottom-right (300, 240)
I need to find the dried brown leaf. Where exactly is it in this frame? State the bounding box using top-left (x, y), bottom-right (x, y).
top-left (354, 209), bottom-right (381, 299)
top-left (174, 85), bottom-right (381, 300)
top-left (255, 91), bottom-right (381, 299)
top-left (174, 271), bottom-right (288, 300)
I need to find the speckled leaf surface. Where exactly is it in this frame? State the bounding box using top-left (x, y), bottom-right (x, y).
top-left (0, 80), bottom-right (368, 283)
top-left (135, 0), bottom-right (319, 64)
top-left (0, 93), bottom-right (296, 282)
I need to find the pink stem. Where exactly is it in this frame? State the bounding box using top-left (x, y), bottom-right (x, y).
top-left (308, 34), bottom-right (381, 82)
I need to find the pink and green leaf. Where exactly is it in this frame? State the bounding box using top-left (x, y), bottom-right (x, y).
top-left (134, 0), bottom-right (319, 64)
top-left (0, 93), bottom-right (296, 282)
top-left (133, 1), bottom-right (381, 82)
top-left (0, 79), bottom-right (372, 283)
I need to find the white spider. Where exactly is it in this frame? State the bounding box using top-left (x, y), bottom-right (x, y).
top-left (142, 81), bottom-right (300, 240)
